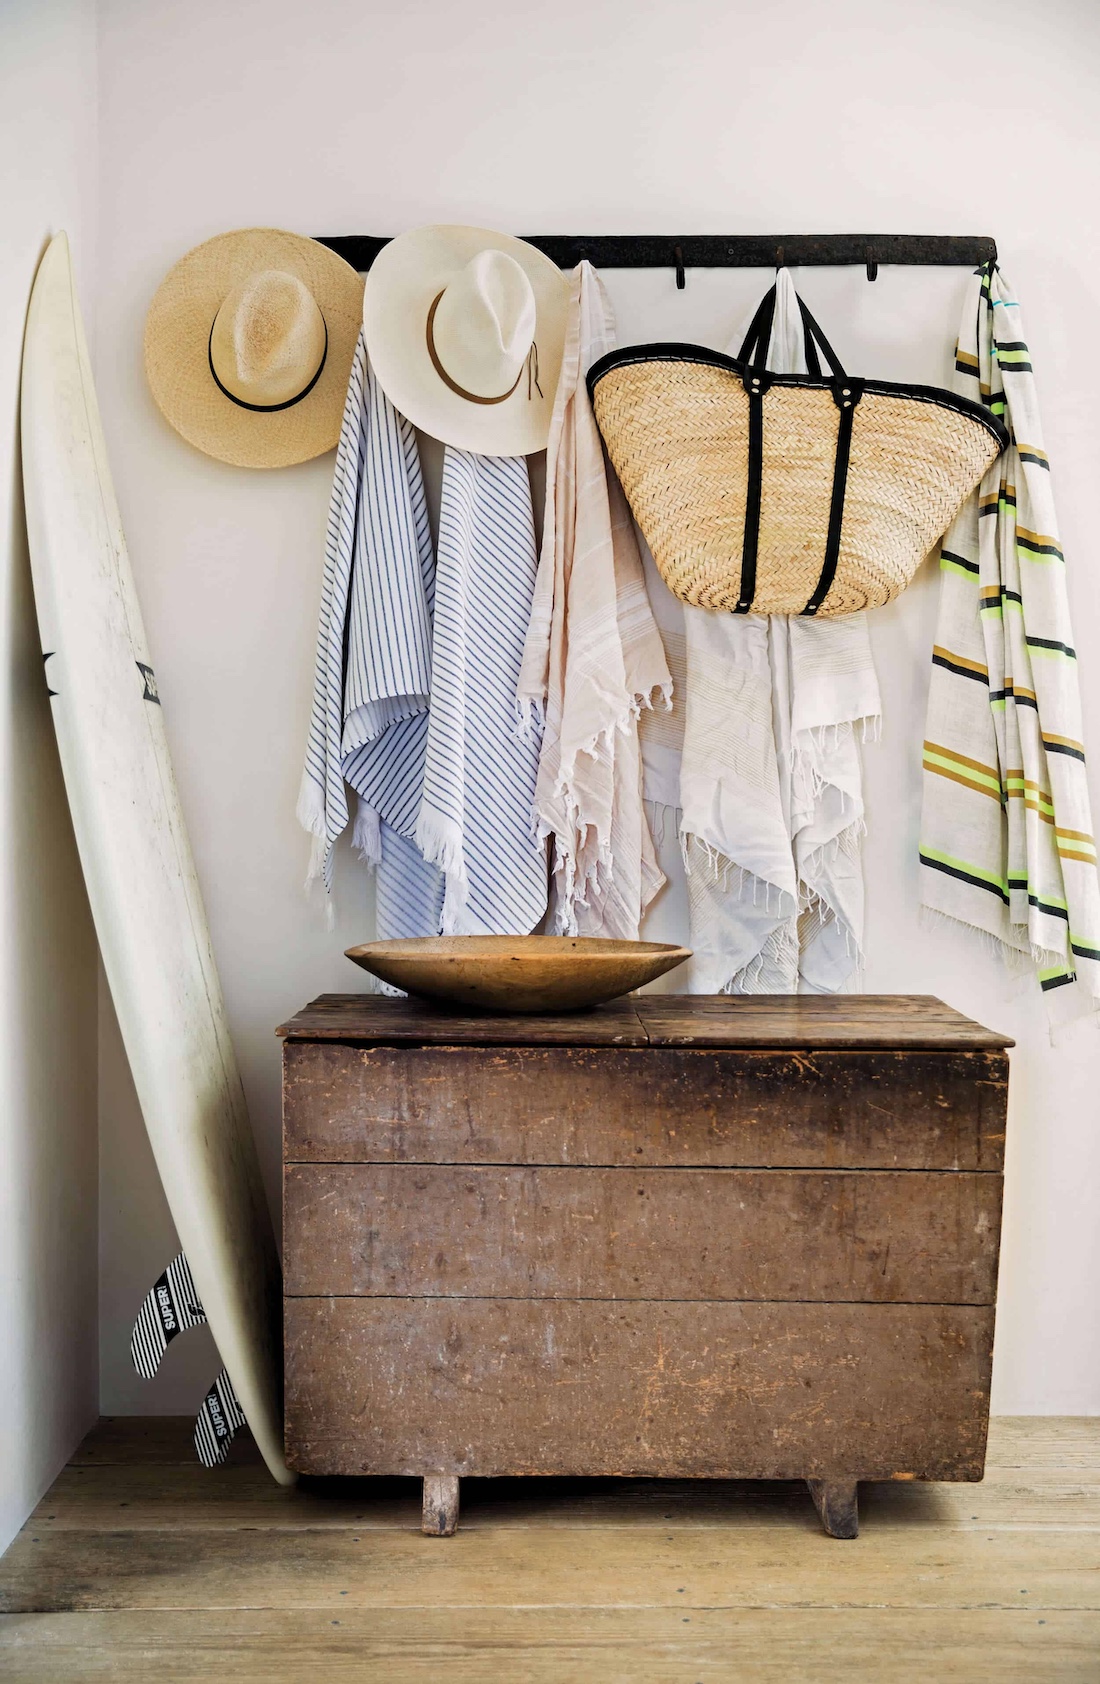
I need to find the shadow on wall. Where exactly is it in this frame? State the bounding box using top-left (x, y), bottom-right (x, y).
top-left (0, 362), bottom-right (99, 1552)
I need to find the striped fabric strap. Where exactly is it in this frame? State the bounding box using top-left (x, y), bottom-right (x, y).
top-left (129, 1252), bottom-right (206, 1381)
top-left (194, 1368), bottom-right (247, 1469)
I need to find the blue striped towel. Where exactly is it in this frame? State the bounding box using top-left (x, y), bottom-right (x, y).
top-left (417, 447), bottom-right (547, 934)
top-left (298, 330), bottom-right (547, 938)
top-left (297, 330), bottom-right (442, 937)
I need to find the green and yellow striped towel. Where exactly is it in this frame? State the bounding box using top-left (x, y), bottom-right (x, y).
top-left (920, 264), bottom-right (1099, 1016)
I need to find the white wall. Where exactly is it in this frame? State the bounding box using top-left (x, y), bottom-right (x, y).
top-left (93, 0), bottom-right (1100, 1414)
top-left (0, 0), bottom-right (100, 1554)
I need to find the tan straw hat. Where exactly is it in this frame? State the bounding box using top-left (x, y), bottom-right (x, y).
top-left (589, 282), bottom-right (1008, 617)
top-left (144, 228), bottom-right (364, 469)
top-left (364, 225), bottom-right (569, 456)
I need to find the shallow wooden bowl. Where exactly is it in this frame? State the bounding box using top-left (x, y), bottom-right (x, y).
top-left (344, 936), bottom-right (692, 1014)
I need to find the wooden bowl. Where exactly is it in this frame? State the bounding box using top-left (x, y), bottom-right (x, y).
top-left (344, 935), bottom-right (692, 1014)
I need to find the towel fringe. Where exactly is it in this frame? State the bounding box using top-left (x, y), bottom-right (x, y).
top-left (717, 918), bottom-right (801, 996)
top-left (302, 827), bottom-right (329, 884)
top-left (296, 774), bottom-right (330, 845)
top-left (415, 805), bottom-right (470, 935)
top-left (917, 902), bottom-right (1044, 974)
top-left (799, 815), bottom-right (866, 879)
top-left (551, 675), bottom-right (673, 851)
top-left (682, 832), bottom-right (795, 919)
top-left (546, 750), bottom-right (627, 934)
top-left (515, 695), bottom-right (546, 743)
top-left (797, 883), bottom-right (864, 980)
top-left (351, 801), bottom-right (382, 866)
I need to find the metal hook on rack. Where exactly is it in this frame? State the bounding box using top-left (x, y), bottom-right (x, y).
top-left (775, 243), bottom-right (785, 272)
top-left (673, 244), bottom-right (686, 290)
top-left (866, 246), bottom-right (879, 282)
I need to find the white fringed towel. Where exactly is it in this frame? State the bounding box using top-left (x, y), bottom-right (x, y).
top-left (517, 262), bottom-right (670, 937)
top-left (641, 269), bottom-right (880, 991)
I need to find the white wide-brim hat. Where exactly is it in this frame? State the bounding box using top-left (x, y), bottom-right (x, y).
top-left (364, 225), bottom-right (569, 456)
top-left (144, 228), bottom-right (364, 469)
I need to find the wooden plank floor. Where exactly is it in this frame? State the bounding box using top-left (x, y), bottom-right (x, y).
top-left (0, 1418), bottom-right (1097, 1681)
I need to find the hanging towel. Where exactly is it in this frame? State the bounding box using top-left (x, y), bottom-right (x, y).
top-left (517, 262), bottom-right (670, 937)
top-left (417, 447), bottom-right (547, 935)
top-left (299, 332), bottom-right (547, 938)
top-left (680, 609), bottom-right (801, 989)
top-left (780, 611), bottom-right (879, 991)
top-left (297, 329), bottom-right (443, 937)
top-left (920, 264), bottom-right (1100, 1016)
top-left (641, 269), bottom-right (880, 992)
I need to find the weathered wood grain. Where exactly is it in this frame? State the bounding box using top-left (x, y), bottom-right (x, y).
top-left (277, 992), bottom-right (1013, 1049)
top-left (280, 994), bottom-right (1010, 1531)
top-left (987, 1418), bottom-right (1100, 1482)
top-left (27, 1463), bottom-right (418, 1529)
top-left (25, 1458), bottom-right (1100, 1533)
top-left (284, 1298), bottom-right (995, 1481)
top-left (283, 1163), bottom-right (1003, 1304)
top-left (635, 994), bottom-right (1013, 1050)
top-left (277, 994), bottom-right (650, 1045)
top-left (4, 1420), bottom-right (1099, 1681)
top-left (3, 1608), bottom-right (1097, 1683)
top-left (1, 1525), bottom-right (1093, 1614)
top-left (282, 1044), bottom-right (1008, 1170)
top-left (422, 1476), bottom-right (460, 1537)
top-left (62, 1410), bottom-right (1079, 1474)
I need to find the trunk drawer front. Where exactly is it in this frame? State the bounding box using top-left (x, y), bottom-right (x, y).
top-left (285, 1296), bottom-right (994, 1481)
top-left (283, 1043), bottom-right (1007, 1170)
top-left (284, 1163), bottom-right (1002, 1304)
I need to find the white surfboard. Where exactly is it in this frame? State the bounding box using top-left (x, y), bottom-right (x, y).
top-left (21, 232), bottom-right (290, 1485)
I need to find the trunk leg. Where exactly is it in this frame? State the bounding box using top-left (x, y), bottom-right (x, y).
top-left (422, 1474), bottom-right (460, 1537)
top-left (807, 1478), bottom-right (859, 1539)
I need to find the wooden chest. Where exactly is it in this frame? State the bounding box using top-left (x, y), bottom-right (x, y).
top-left (279, 993), bottom-right (1011, 1538)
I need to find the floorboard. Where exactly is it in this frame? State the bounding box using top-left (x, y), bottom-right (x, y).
top-left (0, 1417), bottom-right (1097, 1681)
top-left (0, 1608), bottom-right (1095, 1683)
top-left (21, 1463), bottom-right (1100, 1532)
top-left (4, 1524), bottom-right (1097, 1613)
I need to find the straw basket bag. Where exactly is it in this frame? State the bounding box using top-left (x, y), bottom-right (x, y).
top-left (587, 283), bottom-right (1008, 617)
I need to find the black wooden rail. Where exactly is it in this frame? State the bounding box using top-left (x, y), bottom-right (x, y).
top-left (314, 234), bottom-right (997, 289)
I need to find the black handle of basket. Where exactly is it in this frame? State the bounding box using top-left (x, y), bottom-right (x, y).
top-left (736, 284), bottom-right (848, 383)
top-left (796, 296), bottom-right (847, 382)
top-left (737, 286), bottom-right (781, 370)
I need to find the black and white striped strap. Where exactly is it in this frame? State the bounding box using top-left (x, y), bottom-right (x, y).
top-left (130, 1252), bottom-right (206, 1380)
top-left (194, 1368), bottom-right (247, 1468)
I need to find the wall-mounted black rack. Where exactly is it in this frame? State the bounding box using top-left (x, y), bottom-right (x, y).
top-left (315, 234), bottom-right (997, 289)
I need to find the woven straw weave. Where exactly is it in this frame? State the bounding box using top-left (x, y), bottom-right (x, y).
top-left (591, 359), bottom-right (1004, 617)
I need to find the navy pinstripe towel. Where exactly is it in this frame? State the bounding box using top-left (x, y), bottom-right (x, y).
top-left (298, 330), bottom-right (547, 937)
top-left (417, 447), bottom-right (547, 934)
top-left (297, 329), bottom-right (442, 936)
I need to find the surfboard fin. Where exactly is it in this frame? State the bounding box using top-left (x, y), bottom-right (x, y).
top-left (131, 1256), bottom-right (250, 1469)
top-left (194, 1368), bottom-right (247, 1468)
top-left (130, 1252), bottom-right (207, 1380)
